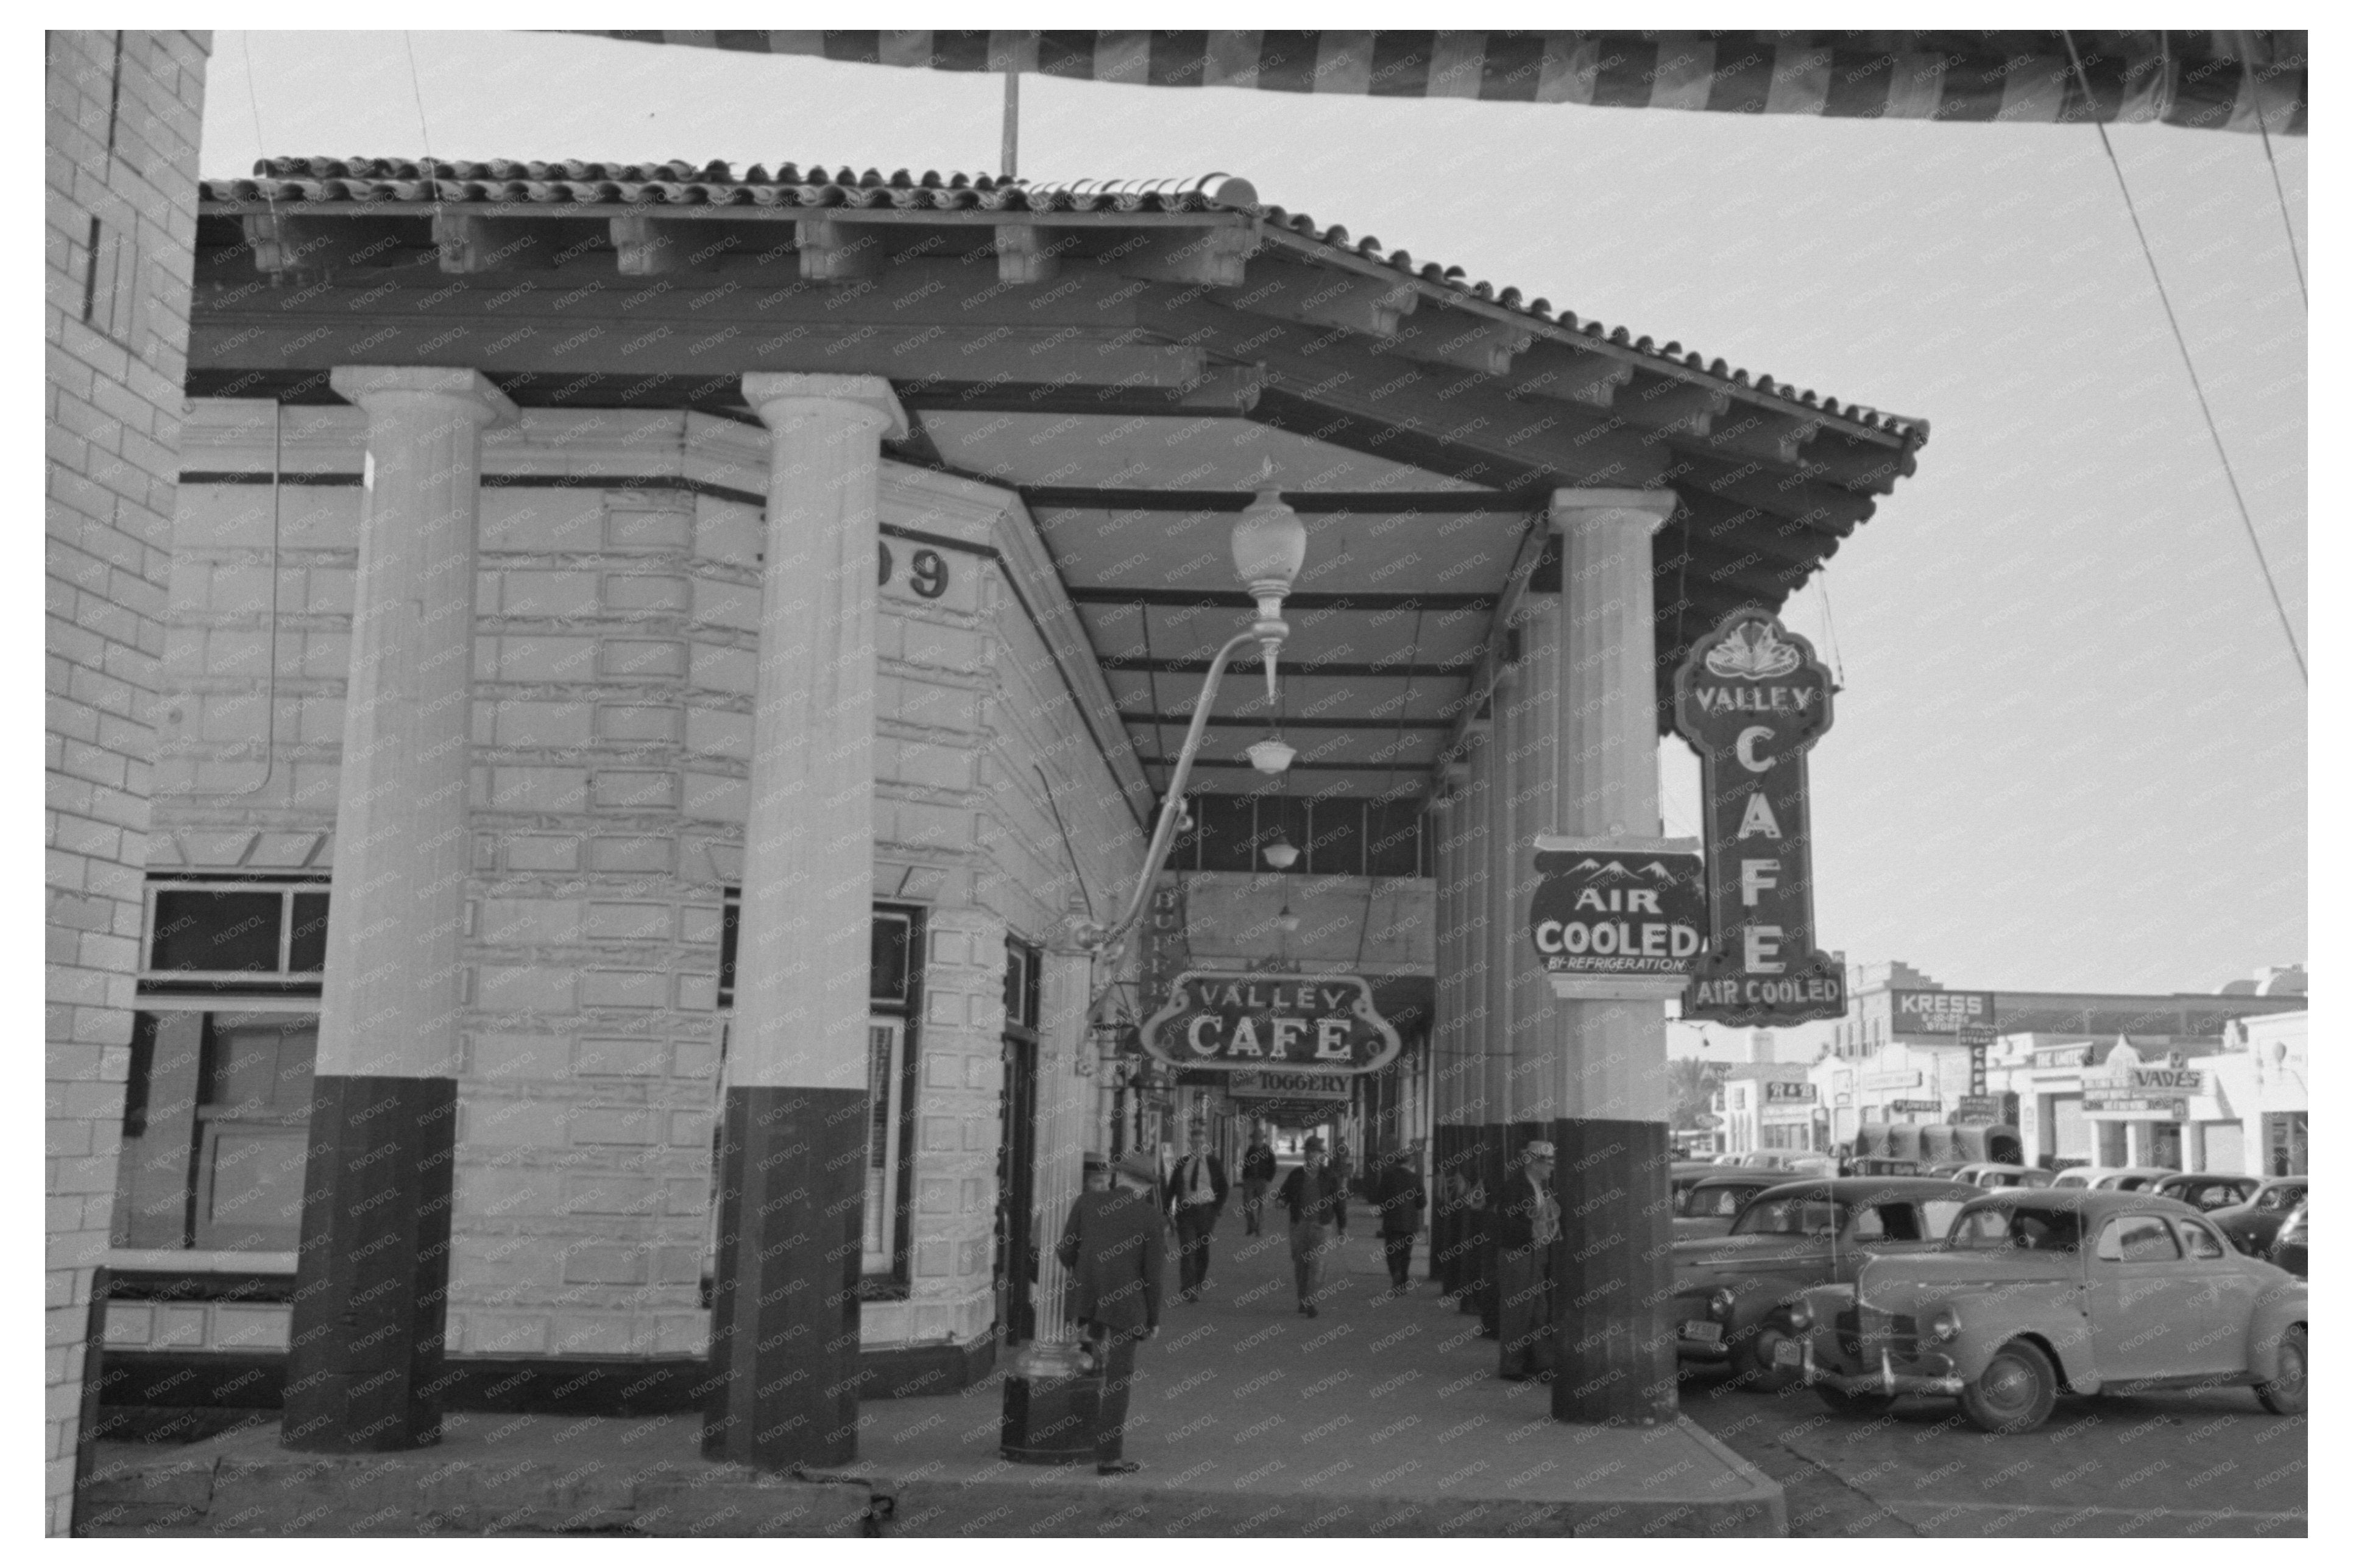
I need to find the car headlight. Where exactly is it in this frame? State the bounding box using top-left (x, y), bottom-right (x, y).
top-left (1783, 1301), bottom-right (1813, 1333)
top-left (1708, 1287), bottom-right (1738, 1321)
top-left (1925, 1306), bottom-right (1961, 1343)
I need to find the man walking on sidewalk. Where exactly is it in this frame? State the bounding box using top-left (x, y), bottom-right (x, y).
top-left (1164, 1124), bottom-right (1229, 1302)
top-left (1239, 1130), bottom-right (1278, 1235)
top-left (1056, 1153), bottom-right (1166, 1475)
top-left (1276, 1136), bottom-right (1348, 1317)
top-left (1371, 1147), bottom-right (1427, 1294)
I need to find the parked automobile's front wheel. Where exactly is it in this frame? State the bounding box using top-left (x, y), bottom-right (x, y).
top-left (1960, 1338), bottom-right (2058, 1434)
top-left (1813, 1383), bottom-right (1895, 1419)
top-left (1732, 1330), bottom-right (1800, 1393)
top-left (2256, 1325), bottom-right (2307, 1416)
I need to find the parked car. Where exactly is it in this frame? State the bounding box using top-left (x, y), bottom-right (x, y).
top-left (2051, 1165), bottom-right (2176, 1192)
top-left (2268, 1204), bottom-right (2307, 1279)
top-left (1758, 1189), bottom-right (2306, 1433)
top-left (1672, 1178), bottom-right (1979, 1390)
top-left (1843, 1157), bottom-right (1929, 1178)
top-left (2212, 1177), bottom-right (2308, 1255)
top-left (2152, 1173), bottom-right (2261, 1212)
top-left (1674, 1170), bottom-right (1792, 1240)
top-left (1952, 1163), bottom-right (2052, 1190)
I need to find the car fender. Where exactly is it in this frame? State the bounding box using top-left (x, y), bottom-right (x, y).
top-left (1937, 1288), bottom-right (2100, 1393)
top-left (2245, 1277), bottom-right (2310, 1380)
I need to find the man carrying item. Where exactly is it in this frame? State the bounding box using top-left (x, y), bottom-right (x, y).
top-left (1055, 1153), bottom-right (1166, 1475)
top-left (1491, 1139), bottom-right (1562, 1381)
top-left (1371, 1147), bottom-right (1427, 1294)
top-left (1275, 1135), bottom-right (1348, 1317)
top-left (1239, 1130), bottom-right (1278, 1235)
top-left (1163, 1125), bottom-right (1230, 1302)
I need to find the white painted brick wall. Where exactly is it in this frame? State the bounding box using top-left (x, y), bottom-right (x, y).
top-left (44, 29), bottom-right (209, 1535)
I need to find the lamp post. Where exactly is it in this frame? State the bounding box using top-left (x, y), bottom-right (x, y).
top-left (1002, 486), bottom-right (1307, 1432)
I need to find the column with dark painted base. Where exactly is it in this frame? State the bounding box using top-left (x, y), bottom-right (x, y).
top-left (283, 368), bottom-right (514, 1453)
top-left (702, 373), bottom-right (907, 1471)
top-left (1541, 489), bottom-right (1683, 1426)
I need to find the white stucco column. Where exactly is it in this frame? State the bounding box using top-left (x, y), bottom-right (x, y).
top-left (706, 371), bottom-right (906, 1472)
top-left (1506, 583), bottom-right (1563, 1125)
top-left (1459, 721), bottom-right (1495, 1133)
top-left (736, 372), bottom-right (908, 1094)
top-left (1546, 486), bottom-right (1682, 1427)
top-left (284, 366), bottom-right (513, 1454)
top-left (315, 367), bottom-right (515, 1081)
top-left (1549, 489), bottom-right (1682, 1125)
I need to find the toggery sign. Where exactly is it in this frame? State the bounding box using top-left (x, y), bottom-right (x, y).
top-left (1141, 972), bottom-right (1400, 1074)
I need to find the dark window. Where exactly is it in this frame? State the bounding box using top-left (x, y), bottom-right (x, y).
top-left (717, 891), bottom-right (740, 1008)
top-left (1195, 794), bottom-right (1258, 872)
top-left (1365, 800), bottom-right (1426, 878)
top-left (287, 893), bottom-right (330, 972)
top-left (1004, 937), bottom-right (1041, 1036)
top-left (122, 1011), bottom-right (160, 1137)
top-left (872, 911), bottom-right (914, 1003)
top-left (149, 889), bottom-right (283, 973)
top-left (1306, 799), bottom-right (1364, 876)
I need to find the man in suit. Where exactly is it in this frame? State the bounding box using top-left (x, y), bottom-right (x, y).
top-left (1056, 1153), bottom-right (1166, 1475)
top-left (1371, 1147), bottom-right (1428, 1294)
top-left (1239, 1131), bottom-right (1279, 1235)
top-left (1275, 1135), bottom-right (1348, 1316)
top-left (1491, 1139), bottom-right (1562, 1381)
top-left (1162, 1124), bottom-right (1230, 1302)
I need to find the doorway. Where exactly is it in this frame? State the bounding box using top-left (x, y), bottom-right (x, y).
top-left (995, 938), bottom-right (1042, 1343)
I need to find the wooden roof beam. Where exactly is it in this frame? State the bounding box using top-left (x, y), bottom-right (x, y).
top-left (240, 212), bottom-right (428, 275)
top-left (433, 213), bottom-right (599, 274)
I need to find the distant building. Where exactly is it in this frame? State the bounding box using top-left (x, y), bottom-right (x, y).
top-left (1715, 1061), bottom-right (1820, 1156)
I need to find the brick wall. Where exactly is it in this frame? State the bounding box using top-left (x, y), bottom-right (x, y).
top-left (44, 30), bottom-right (208, 1535)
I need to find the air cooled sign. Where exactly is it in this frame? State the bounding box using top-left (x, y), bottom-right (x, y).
top-left (1674, 609), bottom-right (1845, 1026)
top-left (1141, 972), bottom-right (1401, 1074)
top-left (1527, 847), bottom-right (1706, 976)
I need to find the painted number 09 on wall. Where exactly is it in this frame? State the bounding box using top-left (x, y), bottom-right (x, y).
top-left (877, 542), bottom-right (951, 599)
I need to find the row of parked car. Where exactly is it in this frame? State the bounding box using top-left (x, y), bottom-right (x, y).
top-left (1667, 1163), bottom-right (2309, 1435)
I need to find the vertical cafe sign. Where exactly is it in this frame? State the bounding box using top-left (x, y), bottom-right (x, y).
top-left (1674, 609), bottom-right (1846, 1025)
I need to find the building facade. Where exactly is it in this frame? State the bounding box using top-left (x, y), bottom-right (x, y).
top-left (51, 146), bottom-right (1928, 1488)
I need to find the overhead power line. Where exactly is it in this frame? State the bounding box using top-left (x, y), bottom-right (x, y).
top-left (2061, 32), bottom-right (2307, 687)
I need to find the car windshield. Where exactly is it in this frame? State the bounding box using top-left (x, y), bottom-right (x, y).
top-left (1948, 1206), bottom-right (2084, 1253)
top-left (1731, 1196), bottom-right (1845, 1237)
top-left (2259, 1184), bottom-right (2305, 1212)
top-left (1683, 1185), bottom-right (1762, 1218)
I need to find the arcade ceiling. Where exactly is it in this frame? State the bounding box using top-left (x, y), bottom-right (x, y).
top-left (186, 158), bottom-right (1930, 807)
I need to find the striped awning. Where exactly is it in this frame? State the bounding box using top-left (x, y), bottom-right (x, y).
top-left (571, 30), bottom-right (2306, 135)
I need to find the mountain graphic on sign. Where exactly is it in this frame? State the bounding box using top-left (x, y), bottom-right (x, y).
top-left (1640, 861), bottom-right (1675, 880)
top-left (1584, 861), bottom-right (1641, 882)
top-left (1704, 621), bottom-right (1802, 680)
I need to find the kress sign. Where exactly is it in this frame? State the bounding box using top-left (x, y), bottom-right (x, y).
top-left (1141, 972), bottom-right (1401, 1074)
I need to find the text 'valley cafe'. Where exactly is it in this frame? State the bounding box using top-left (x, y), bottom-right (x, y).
top-left (129, 157), bottom-right (1925, 1459)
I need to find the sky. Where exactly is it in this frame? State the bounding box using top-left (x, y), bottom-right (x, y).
top-left (200, 30), bottom-right (2310, 1000)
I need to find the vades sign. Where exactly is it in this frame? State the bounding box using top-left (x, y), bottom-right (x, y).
top-left (1141, 972), bottom-right (1401, 1074)
top-left (1674, 609), bottom-right (1845, 1026)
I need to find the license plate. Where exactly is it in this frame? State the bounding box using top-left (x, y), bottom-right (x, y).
top-left (1772, 1339), bottom-right (1803, 1368)
top-left (1682, 1320), bottom-right (1723, 1344)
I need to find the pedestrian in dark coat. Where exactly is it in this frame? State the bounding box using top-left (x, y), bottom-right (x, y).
top-left (1490, 1139), bottom-right (1561, 1381)
top-left (1275, 1137), bottom-right (1349, 1316)
top-left (1239, 1132), bottom-right (1279, 1235)
top-left (1162, 1125), bottom-right (1230, 1301)
top-left (1371, 1148), bottom-right (1427, 1293)
top-left (1056, 1153), bottom-right (1166, 1474)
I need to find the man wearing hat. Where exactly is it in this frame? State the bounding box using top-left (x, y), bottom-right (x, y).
top-left (1490, 1139), bottom-right (1563, 1381)
top-left (1162, 1123), bottom-right (1230, 1302)
top-left (1273, 1136), bottom-right (1349, 1316)
top-left (1055, 1153), bottom-right (1166, 1474)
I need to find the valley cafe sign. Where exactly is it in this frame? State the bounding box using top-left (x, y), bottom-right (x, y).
top-left (1141, 972), bottom-right (1401, 1074)
top-left (1674, 608), bottom-right (1847, 1026)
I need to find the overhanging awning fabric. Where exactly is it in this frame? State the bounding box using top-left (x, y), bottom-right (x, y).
top-left (570, 30), bottom-right (2305, 135)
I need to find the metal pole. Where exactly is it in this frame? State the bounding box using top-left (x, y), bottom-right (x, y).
top-left (1001, 70), bottom-right (1019, 180)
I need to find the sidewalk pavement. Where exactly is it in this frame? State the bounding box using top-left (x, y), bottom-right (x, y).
top-left (83, 1213), bottom-right (1782, 1537)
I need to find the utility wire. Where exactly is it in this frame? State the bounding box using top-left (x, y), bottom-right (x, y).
top-left (2255, 111), bottom-right (2307, 308)
top-left (2061, 32), bottom-right (2307, 687)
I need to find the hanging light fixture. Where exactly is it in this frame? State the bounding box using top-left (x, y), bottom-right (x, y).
top-left (1246, 735), bottom-right (1296, 775)
top-left (1275, 900), bottom-right (1301, 934)
top-left (1262, 833), bottom-right (1300, 871)
top-left (1229, 470), bottom-right (1307, 702)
